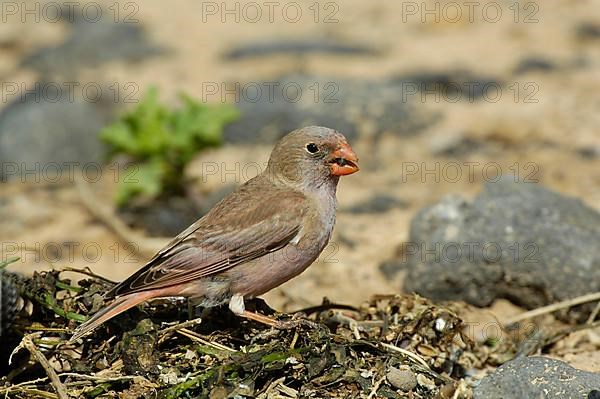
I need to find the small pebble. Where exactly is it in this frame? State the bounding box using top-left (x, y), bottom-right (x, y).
top-left (184, 349), bottom-right (196, 360)
top-left (386, 366), bottom-right (417, 392)
top-left (434, 317), bottom-right (447, 332)
top-left (158, 370), bottom-right (178, 385)
top-left (94, 356), bottom-right (109, 370)
top-left (417, 373), bottom-right (436, 390)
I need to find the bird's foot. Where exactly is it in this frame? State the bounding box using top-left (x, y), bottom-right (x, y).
top-left (230, 295), bottom-right (321, 330)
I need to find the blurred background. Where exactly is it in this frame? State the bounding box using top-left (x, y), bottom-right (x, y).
top-left (1, 0), bottom-right (599, 347)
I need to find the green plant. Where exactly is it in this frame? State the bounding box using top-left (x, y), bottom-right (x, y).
top-left (101, 87), bottom-right (240, 205)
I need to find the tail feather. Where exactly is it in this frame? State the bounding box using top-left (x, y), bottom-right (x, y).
top-left (69, 291), bottom-right (156, 342)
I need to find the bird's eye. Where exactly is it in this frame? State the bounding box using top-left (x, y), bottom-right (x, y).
top-left (306, 143), bottom-right (319, 154)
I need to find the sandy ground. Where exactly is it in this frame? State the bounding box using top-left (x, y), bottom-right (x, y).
top-left (1, 0), bottom-right (600, 371)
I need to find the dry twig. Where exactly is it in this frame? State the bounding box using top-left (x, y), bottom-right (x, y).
top-left (367, 376), bottom-right (386, 399)
top-left (380, 342), bottom-right (430, 370)
top-left (503, 292), bottom-right (600, 326)
top-left (12, 334), bottom-right (69, 399)
top-left (176, 328), bottom-right (236, 352)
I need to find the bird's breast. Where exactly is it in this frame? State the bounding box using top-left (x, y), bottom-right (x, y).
top-left (229, 191), bottom-right (337, 298)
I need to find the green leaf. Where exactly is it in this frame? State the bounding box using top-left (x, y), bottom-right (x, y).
top-left (0, 257), bottom-right (20, 270)
top-left (101, 87), bottom-right (240, 205)
top-left (115, 160), bottom-right (165, 206)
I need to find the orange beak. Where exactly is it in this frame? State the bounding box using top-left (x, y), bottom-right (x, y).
top-left (330, 142), bottom-right (359, 176)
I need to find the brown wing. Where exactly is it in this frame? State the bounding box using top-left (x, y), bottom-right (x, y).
top-left (106, 179), bottom-right (307, 298)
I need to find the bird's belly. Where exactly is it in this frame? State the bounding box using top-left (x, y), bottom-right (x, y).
top-left (228, 237), bottom-right (326, 298)
top-left (228, 191), bottom-right (336, 299)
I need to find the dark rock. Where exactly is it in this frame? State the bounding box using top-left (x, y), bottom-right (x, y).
top-left (117, 185), bottom-right (235, 237)
top-left (345, 193), bottom-right (408, 214)
top-left (223, 74), bottom-right (439, 144)
top-left (0, 82), bottom-right (116, 181)
top-left (514, 57), bottom-right (557, 74)
top-left (391, 70), bottom-right (502, 102)
top-left (577, 23), bottom-right (600, 40)
top-left (0, 273), bottom-right (18, 336)
top-left (386, 367), bottom-right (417, 392)
top-left (474, 356), bottom-right (600, 399)
top-left (223, 39), bottom-right (377, 60)
top-left (379, 259), bottom-right (403, 279)
top-left (431, 136), bottom-right (487, 157)
top-left (589, 390), bottom-right (600, 399)
top-left (577, 146), bottom-right (600, 160)
top-left (118, 196), bottom-right (202, 237)
top-left (1, 5), bottom-right (153, 179)
top-left (21, 5), bottom-right (162, 76)
top-left (397, 179), bottom-right (600, 319)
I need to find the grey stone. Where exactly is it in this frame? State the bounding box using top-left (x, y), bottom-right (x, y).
top-left (223, 39), bottom-right (378, 60)
top-left (223, 70), bottom-right (500, 144)
top-left (430, 136), bottom-right (487, 157)
top-left (21, 4), bottom-right (162, 76)
top-left (117, 196), bottom-right (202, 238)
top-left (577, 23), bottom-right (600, 40)
top-left (391, 70), bottom-right (503, 102)
top-left (223, 74), bottom-right (439, 144)
top-left (397, 179), bottom-right (600, 319)
top-left (514, 57), bottom-right (557, 74)
top-left (1, 2), bottom-right (160, 179)
top-left (0, 83), bottom-right (116, 180)
top-left (117, 185), bottom-right (236, 237)
top-left (345, 193), bottom-right (409, 214)
top-left (386, 367), bottom-right (417, 392)
top-left (577, 146), bottom-right (600, 160)
top-left (474, 356), bottom-right (600, 399)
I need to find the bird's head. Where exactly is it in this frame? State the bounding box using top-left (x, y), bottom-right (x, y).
top-left (266, 126), bottom-right (359, 189)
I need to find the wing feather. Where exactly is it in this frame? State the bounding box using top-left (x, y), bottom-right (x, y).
top-left (106, 179), bottom-right (306, 298)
